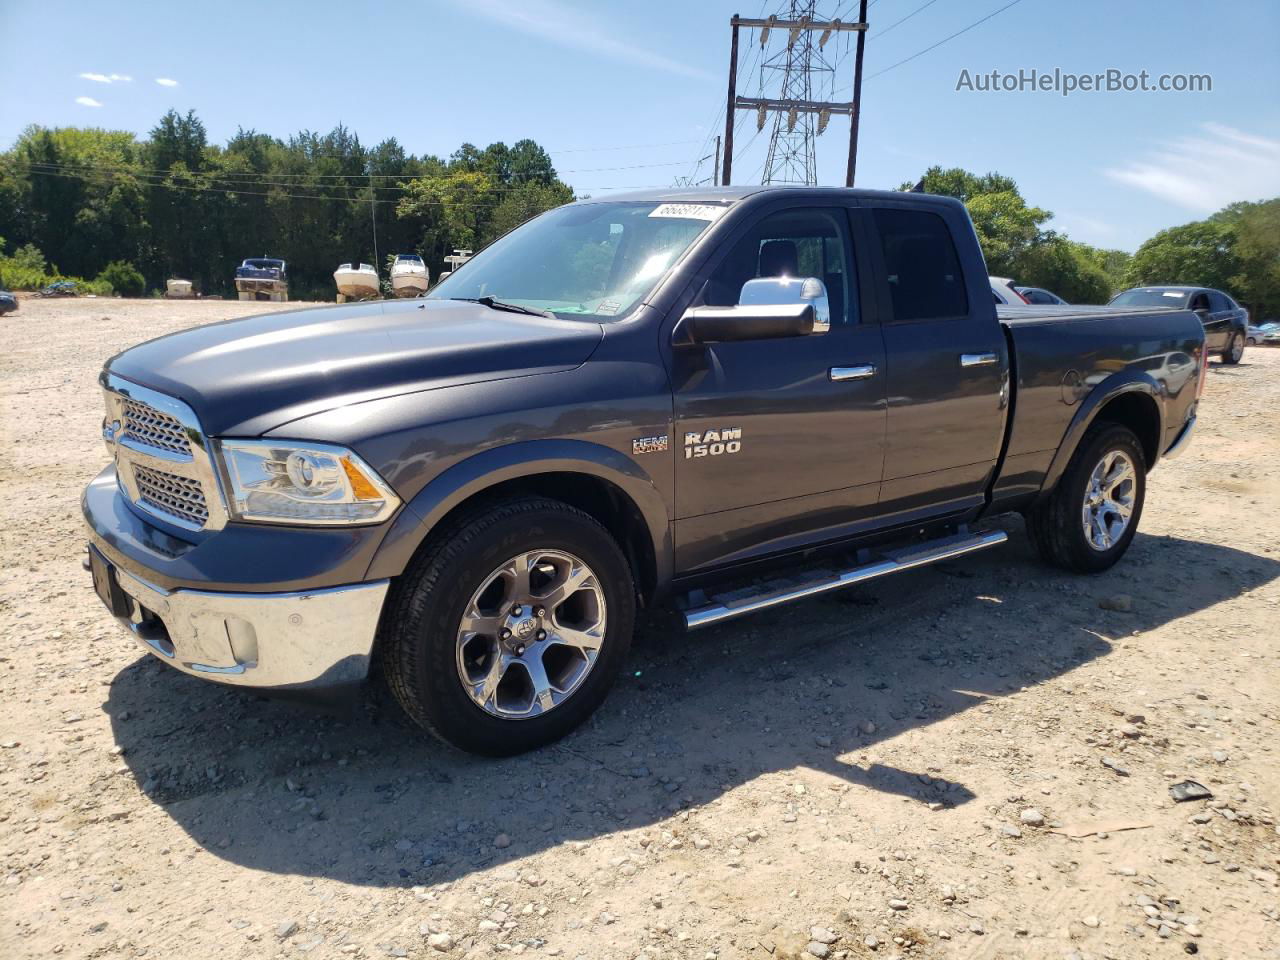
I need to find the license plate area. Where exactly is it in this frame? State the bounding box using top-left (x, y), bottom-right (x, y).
top-left (88, 545), bottom-right (132, 618)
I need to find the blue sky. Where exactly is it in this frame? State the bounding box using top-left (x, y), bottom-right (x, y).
top-left (1, 0), bottom-right (1277, 251)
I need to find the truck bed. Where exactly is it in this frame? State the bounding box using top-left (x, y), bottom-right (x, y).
top-left (996, 304), bottom-right (1183, 326)
top-left (993, 303), bottom-right (1204, 506)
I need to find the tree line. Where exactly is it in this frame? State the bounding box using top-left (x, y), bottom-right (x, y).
top-left (1, 112), bottom-right (1275, 319)
top-left (0, 109), bottom-right (573, 300)
top-left (902, 166), bottom-right (1279, 318)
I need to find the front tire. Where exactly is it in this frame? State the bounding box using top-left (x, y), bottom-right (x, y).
top-left (1025, 422), bottom-right (1146, 573)
top-left (1222, 332), bottom-right (1244, 364)
top-left (380, 497), bottom-right (635, 756)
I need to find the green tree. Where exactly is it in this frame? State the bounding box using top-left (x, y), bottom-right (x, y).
top-left (1229, 199), bottom-right (1280, 319)
top-left (0, 110), bottom-right (574, 298)
top-left (1016, 237), bottom-right (1113, 303)
top-left (97, 260), bottom-right (146, 297)
top-left (486, 180), bottom-right (575, 241)
top-left (899, 165), bottom-right (1050, 276)
top-left (1122, 220), bottom-right (1240, 292)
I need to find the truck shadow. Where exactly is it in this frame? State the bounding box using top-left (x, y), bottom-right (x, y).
top-left (102, 524), bottom-right (1279, 888)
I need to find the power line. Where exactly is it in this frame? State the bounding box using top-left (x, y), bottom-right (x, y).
top-left (684, 0), bottom-right (773, 183)
top-left (5, 163), bottom-right (674, 205)
top-left (866, 0), bottom-right (1030, 80)
top-left (548, 138), bottom-right (702, 154)
top-left (7, 157), bottom-right (692, 192)
top-left (873, 0), bottom-right (942, 39)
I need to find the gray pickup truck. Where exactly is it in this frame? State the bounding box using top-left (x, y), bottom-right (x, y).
top-left (84, 187), bottom-right (1205, 755)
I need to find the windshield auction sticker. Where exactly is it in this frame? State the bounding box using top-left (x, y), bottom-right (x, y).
top-left (648, 203), bottom-right (728, 221)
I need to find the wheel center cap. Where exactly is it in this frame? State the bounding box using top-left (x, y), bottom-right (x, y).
top-left (511, 616), bottom-right (537, 641)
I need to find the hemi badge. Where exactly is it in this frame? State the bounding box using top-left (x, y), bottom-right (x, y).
top-left (632, 435), bottom-right (669, 455)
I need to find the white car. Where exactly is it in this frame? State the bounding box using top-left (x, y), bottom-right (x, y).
top-left (1248, 321), bottom-right (1278, 345)
top-left (990, 276), bottom-right (1029, 305)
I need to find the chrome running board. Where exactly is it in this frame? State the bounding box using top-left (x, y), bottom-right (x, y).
top-left (683, 530), bottom-right (1008, 630)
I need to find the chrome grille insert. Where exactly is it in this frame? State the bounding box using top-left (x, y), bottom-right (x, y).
top-left (101, 373), bottom-right (228, 532)
top-left (121, 398), bottom-right (193, 457)
top-left (133, 464), bottom-right (210, 526)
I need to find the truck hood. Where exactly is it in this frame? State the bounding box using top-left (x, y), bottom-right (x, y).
top-left (106, 299), bottom-right (604, 436)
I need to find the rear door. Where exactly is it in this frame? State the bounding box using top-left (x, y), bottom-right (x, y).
top-left (670, 203), bottom-right (888, 572)
top-left (1207, 290), bottom-right (1237, 348)
top-left (862, 202), bottom-right (1009, 521)
top-left (1190, 290), bottom-right (1225, 350)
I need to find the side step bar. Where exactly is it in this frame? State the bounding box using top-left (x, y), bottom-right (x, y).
top-left (683, 530), bottom-right (1008, 630)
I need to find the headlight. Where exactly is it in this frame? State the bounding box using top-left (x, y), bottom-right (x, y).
top-left (217, 439), bottom-right (400, 525)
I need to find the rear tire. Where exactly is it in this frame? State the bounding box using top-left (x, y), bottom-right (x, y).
top-left (380, 497), bottom-right (635, 756)
top-left (1025, 422), bottom-right (1146, 574)
top-left (1222, 333), bottom-right (1244, 364)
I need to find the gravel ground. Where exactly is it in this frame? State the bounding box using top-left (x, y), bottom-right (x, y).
top-left (2, 297), bottom-right (1278, 960)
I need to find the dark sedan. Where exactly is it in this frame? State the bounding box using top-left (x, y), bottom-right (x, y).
top-left (0, 290), bottom-right (18, 316)
top-left (1110, 285), bottom-right (1248, 364)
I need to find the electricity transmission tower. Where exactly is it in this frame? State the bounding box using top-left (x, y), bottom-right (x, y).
top-left (762, 1), bottom-right (827, 184)
top-left (722, 2), bottom-right (868, 186)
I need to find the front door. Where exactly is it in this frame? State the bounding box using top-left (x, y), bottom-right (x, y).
top-left (671, 205), bottom-right (887, 572)
top-left (863, 203), bottom-right (1008, 521)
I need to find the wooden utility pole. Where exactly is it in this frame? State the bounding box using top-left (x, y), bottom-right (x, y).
top-left (722, 17), bottom-right (740, 185)
top-left (846, 0), bottom-right (869, 187)
top-left (712, 135), bottom-right (722, 185)
top-left (368, 166), bottom-right (379, 270)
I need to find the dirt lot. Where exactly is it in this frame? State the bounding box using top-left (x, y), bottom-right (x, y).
top-left (2, 297), bottom-right (1278, 960)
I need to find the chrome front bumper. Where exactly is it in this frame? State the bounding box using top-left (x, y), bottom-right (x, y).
top-left (100, 560), bottom-right (389, 693)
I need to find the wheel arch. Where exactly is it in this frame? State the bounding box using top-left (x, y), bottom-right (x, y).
top-left (1040, 374), bottom-right (1164, 497)
top-left (366, 439), bottom-right (671, 604)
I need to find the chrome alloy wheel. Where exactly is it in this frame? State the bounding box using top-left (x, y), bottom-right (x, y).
top-left (455, 550), bottom-right (606, 719)
top-left (1229, 334), bottom-right (1244, 362)
top-left (1081, 450), bottom-right (1137, 551)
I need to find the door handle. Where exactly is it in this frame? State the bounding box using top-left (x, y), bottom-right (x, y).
top-left (960, 352), bottom-right (999, 367)
top-left (829, 364), bottom-right (877, 382)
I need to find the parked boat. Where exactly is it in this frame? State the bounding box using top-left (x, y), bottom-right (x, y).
top-left (234, 257), bottom-right (288, 302)
top-left (333, 262), bottom-right (380, 302)
top-left (165, 278), bottom-right (194, 299)
top-left (389, 254), bottom-right (430, 297)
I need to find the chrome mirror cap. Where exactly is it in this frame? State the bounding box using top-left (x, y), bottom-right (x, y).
top-left (738, 276), bottom-right (830, 333)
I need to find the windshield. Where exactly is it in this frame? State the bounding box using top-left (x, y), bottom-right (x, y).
top-left (1110, 288), bottom-right (1190, 308)
top-left (427, 201), bottom-right (724, 319)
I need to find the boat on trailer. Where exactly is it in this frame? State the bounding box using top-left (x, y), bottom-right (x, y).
top-left (234, 258), bottom-right (288, 301)
top-left (389, 254), bottom-right (430, 297)
top-left (165, 278), bottom-right (194, 299)
top-left (333, 262), bottom-right (380, 302)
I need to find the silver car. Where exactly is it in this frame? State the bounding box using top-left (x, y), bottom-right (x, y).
top-left (1249, 321), bottom-right (1279, 345)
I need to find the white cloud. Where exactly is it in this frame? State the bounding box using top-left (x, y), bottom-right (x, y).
top-left (155, 77), bottom-right (179, 87)
top-left (75, 96), bottom-right (103, 107)
top-left (80, 72), bottom-right (132, 84)
top-left (461, 0), bottom-right (713, 81)
top-left (1105, 123), bottom-right (1280, 213)
top-left (1052, 212), bottom-right (1117, 238)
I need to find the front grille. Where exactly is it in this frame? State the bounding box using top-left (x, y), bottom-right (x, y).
top-left (122, 399), bottom-right (192, 456)
top-left (132, 463), bottom-right (209, 526)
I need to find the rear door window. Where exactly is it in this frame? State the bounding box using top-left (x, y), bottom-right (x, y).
top-left (872, 209), bottom-right (968, 322)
